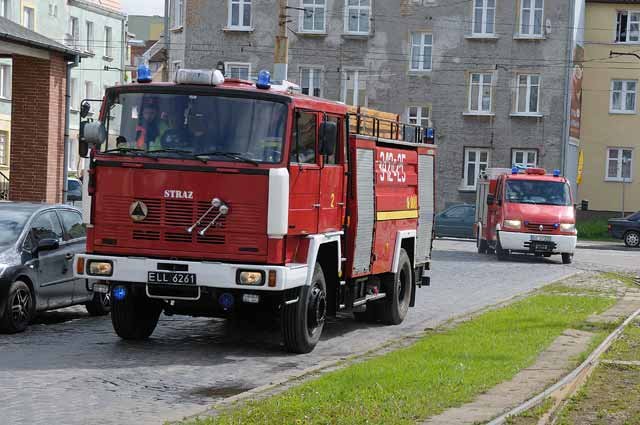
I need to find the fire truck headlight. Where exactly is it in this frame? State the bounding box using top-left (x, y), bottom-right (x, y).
top-left (560, 223), bottom-right (576, 233)
top-left (237, 270), bottom-right (265, 286)
top-left (503, 219), bottom-right (522, 230)
top-left (87, 261), bottom-right (113, 276)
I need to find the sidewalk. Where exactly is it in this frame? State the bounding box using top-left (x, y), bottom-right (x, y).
top-left (576, 240), bottom-right (629, 251)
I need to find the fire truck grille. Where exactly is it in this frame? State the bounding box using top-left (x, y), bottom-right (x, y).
top-left (165, 232), bottom-right (193, 243)
top-left (196, 234), bottom-right (226, 245)
top-left (526, 223), bottom-right (556, 233)
top-left (133, 230), bottom-right (161, 241)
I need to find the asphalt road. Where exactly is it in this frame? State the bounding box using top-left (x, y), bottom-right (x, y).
top-left (0, 240), bottom-right (636, 425)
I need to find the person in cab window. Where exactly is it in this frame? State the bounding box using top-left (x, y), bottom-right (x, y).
top-left (135, 97), bottom-right (168, 150)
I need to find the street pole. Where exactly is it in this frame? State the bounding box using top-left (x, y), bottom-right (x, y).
top-left (163, 0), bottom-right (170, 82)
top-left (274, 0), bottom-right (289, 82)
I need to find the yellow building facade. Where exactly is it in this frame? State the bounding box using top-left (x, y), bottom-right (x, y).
top-left (581, 1), bottom-right (640, 213)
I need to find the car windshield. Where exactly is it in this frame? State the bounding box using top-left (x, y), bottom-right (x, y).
top-left (0, 209), bottom-right (32, 247)
top-left (101, 92), bottom-right (288, 164)
top-left (627, 212), bottom-right (640, 221)
top-left (505, 180), bottom-right (572, 206)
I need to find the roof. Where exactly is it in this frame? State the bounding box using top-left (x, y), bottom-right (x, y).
top-left (0, 16), bottom-right (85, 59)
top-left (586, 0), bottom-right (640, 3)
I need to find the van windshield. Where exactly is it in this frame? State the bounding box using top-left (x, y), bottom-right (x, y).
top-left (505, 180), bottom-right (572, 206)
top-left (101, 92), bottom-right (288, 164)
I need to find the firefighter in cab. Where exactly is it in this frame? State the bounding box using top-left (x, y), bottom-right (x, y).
top-left (135, 96), bottom-right (168, 150)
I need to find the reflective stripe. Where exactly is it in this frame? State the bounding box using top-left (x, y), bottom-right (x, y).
top-left (376, 210), bottom-right (419, 221)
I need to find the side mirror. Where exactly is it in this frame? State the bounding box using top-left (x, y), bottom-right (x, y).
top-left (319, 121), bottom-right (338, 156)
top-left (37, 238), bottom-right (60, 252)
top-left (79, 121), bottom-right (106, 158)
top-left (80, 101), bottom-right (91, 119)
top-left (486, 194), bottom-right (495, 205)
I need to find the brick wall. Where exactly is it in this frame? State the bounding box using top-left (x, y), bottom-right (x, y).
top-left (9, 53), bottom-right (67, 203)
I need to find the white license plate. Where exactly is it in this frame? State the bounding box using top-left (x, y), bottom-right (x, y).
top-left (147, 271), bottom-right (197, 285)
top-left (531, 235), bottom-right (552, 242)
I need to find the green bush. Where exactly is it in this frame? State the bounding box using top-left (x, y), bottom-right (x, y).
top-left (577, 218), bottom-right (613, 241)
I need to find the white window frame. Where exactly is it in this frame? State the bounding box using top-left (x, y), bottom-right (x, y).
top-left (22, 6), bottom-right (35, 30)
top-left (299, 66), bottom-right (323, 97)
top-left (0, 64), bottom-right (11, 100)
top-left (69, 16), bottom-right (79, 49)
top-left (0, 0), bottom-right (7, 18)
top-left (409, 32), bottom-right (433, 72)
top-left (341, 69), bottom-right (367, 107)
top-left (344, 0), bottom-right (371, 35)
top-left (468, 72), bottom-right (493, 114)
top-left (299, 0), bottom-right (326, 33)
top-left (512, 149), bottom-right (537, 168)
top-left (0, 131), bottom-right (7, 166)
top-left (86, 21), bottom-right (94, 53)
top-left (174, 0), bottom-right (184, 28)
top-left (473, 0), bottom-right (496, 36)
top-left (228, 0), bottom-right (252, 29)
top-left (605, 147), bottom-right (634, 182)
top-left (616, 11), bottom-right (640, 43)
top-left (104, 26), bottom-right (113, 58)
top-left (70, 78), bottom-right (79, 112)
top-left (225, 62), bottom-right (251, 80)
top-left (610, 79), bottom-right (637, 114)
top-left (406, 106), bottom-right (431, 128)
top-left (519, 0), bottom-right (544, 37)
top-left (463, 148), bottom-right (490, 190)
top-left (515, 74), bottom-right (541, 115)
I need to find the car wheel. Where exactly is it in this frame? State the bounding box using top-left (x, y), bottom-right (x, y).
top-left (624, 231), bottom-right (640, 248)
top-left (282, 264), bottom-right (327, 354)
top-left (0, 281), bottom-right (34, 334)
top-left (380, 249), bottom-right (412, 325)
top-left (85, 291), bottom-right (111, 316)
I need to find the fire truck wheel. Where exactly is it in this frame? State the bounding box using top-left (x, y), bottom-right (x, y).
top-left (561, 253), bottom-right (573, 264)
top-left (380, 249), bottom-right (412, 325)
top-left (282, 264), bottom-right (327, 354)
top-left (111, 289), bottom-right (162, 340)
top-left (477, 235), bottom-right (488, 254)
top-left (496, 238), bottom-right (509, 261)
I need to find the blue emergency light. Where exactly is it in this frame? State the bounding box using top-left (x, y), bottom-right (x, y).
top-left (137, 64), bottom-right (152, 84)
top-left (219, 292), bottom-right (235, 311)
top-left (553, 169), bottom-right (561, 177)
top-left (512, 167), bottom-right (519, 175)
top-left (256, 69), bottom-right (271, 89)
top-left (113, 285), bottom-right (127, 301)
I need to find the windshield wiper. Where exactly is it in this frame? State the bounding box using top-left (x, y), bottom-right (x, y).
top-left (196, 151), bottom-right (260, 166)
top-left (148, 148), bottom-right (194, 156)
top-left (103, 147), bottom-right (145, 154)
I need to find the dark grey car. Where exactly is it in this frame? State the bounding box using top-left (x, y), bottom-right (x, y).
top-left (435, 204), bottom-right (476, 239)
top-left (0, 203), bottom-right (109, 333)
top-left (608, 211), bottom-right (640, 248)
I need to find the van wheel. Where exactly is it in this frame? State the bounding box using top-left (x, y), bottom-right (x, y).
top-left (496, 238), bottom-right (509, 261)
top-left (282, 264), bottom-right (326, 354)
top-left (477, 235), bottom-right (488, 254)
top-left (0, 281), bottom-right (34, 334)
top-left (380, 249), bottom-right (412, 325)
top-left (111, 286), bottom-right (162, 340)
top-left (562, 253), bottom-right (573, 264)
top-left (85, 292), bottom-right (111, 316)
top-left (624, 231), bottom-right (640, 248)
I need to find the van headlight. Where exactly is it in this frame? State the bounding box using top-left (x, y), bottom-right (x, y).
top-left (503, 219), bottom-right (522, 230)
top-left (87, 261), bottom-right (113, 276)
top-left (560, 223), bottom-right (576, 233)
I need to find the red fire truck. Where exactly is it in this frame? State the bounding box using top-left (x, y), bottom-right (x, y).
top-left (74, 68), bottom-right (436, 353)
top-left (475, 167), bottom-right (577, 264)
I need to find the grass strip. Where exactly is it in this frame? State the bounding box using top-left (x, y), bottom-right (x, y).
top-left (576, 218), bottom-right (616, 242)
top-left (187, 293), bottom-right (614, 425)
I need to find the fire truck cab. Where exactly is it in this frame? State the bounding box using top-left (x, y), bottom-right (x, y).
top-left (475, 167), bottom-right (577, 264)
top-left (74, 68), bottom-right (436, 353)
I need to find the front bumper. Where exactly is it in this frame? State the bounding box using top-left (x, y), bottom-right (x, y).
top-left (74, 254), bottom-right (308, 292)
top-left (498, 231), bottom-right (577, 254)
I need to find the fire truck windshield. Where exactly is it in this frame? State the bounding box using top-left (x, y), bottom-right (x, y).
top-left (101, 92), bottom-right (287, 164)
top-left (505, 180), bottom-right (572, 206)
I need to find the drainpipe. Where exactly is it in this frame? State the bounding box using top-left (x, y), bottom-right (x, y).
top-left (62, 55), bottom-right (80, 204)
top-left (163, 0), bottom-right (170, 82)
top-left (560, 0), bottom-right (576, 178)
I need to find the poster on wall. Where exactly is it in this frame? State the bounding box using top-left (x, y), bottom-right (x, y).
top-left (569, 64), bottom-right (583, 144)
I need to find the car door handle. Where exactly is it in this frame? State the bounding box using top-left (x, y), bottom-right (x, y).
top-left (65, 253), bottom-right (74, 261)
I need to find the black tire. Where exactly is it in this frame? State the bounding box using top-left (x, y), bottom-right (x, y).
top-left (562, 253), bottom-right (573, 264)
top-left (624, 231), bottom-right (640, 248)
top-left (282, 264), bottom-right (327, 354)
top-left (111, 286), bottom-right (162, 340)
top-left (496, 237), bottom-right (509, 261)
top-left (477, 233), bottom-right (488, 254)
top-left (85, 291), bottom-right (111, 316)
top-left (0, 281), bottom-right (34, 334)
top-left (380, 249), bottom-right (412, 325)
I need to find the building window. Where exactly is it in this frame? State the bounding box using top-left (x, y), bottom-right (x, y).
top-left (410, 33), bottom-right (433, 72)
top-left (0, 64), bottom-right (11, 100)
top-left (512, 149), bottom-right (537, 168)
top-left (0, 131), bottom-right (7, 165)
top-left (463, 148), bottom-right (490, 190)
top-left (174, 0), bottom-right (184, 27)
top-left (69, 17), bottom-right (79, 49)
top-left (610, 80), bottom-right (637, 113)
top-left (516, 74), bottom-right (540, 114)
top-left (70, 78), bottom-right (79, 111)
top-left (468, 73), bottom-right (493, 113)
top-left (84, 81), bottom-right (93, 101)
top-left (228, 0), bottom-right (251, 29)
top-left (406, 106), bottom-right (431, 128)
top-left (48, 2), bottom-right (57, 17)
top-left (86, 21), bottom-right (94, 53)
top-left (300, 67), bottom-right (322, 97)
top-left (616, 11), bottom-right (640, 43)
top-left (104, 26), bottom-right (113, 58)
top-left (22, 6), bottom-right (34, 30)
top-left (0, 0), bottom-right (7, 18)
top-left (473, 0), bottom-right (495, 35)
top-left (225, 62), bottom-right (251, 80)
top-left (520, 0), bottom-right (543, 36)
top-left (300, 0), bottom-right (325, 33)
top-left (345, 0), bottom-right (370, 34)
top-left (342, 69), bottom-right (367, 106)
top-left (606, 148), bottom-right (633, 181)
